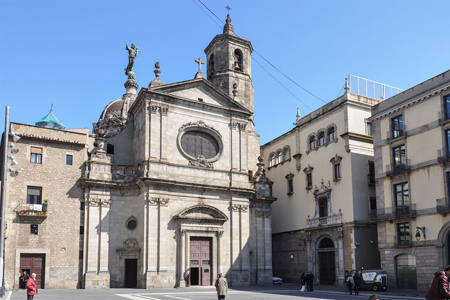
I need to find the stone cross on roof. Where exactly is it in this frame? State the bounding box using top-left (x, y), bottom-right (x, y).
top-left (225, 5), bottom-right (232, 13)
top-left (194, 58), bottom-right (205, 79)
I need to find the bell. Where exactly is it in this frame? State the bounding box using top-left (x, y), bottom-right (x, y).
top-left (234, 61), bottom-right (240, 71)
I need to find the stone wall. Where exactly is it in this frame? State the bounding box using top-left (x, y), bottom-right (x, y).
top-left (272, 230), bottom-right (307, 282)
top-left (5, 124), bottom-right (87, 290)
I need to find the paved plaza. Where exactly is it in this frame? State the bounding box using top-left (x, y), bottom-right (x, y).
top-left (5, 284), bottom-right (428, 300)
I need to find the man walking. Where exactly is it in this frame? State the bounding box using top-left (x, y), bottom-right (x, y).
top-left (215, 273), bottom-right (228, 300)
top-left (427, 265), bottom-right (450, 300)
top-left (26, 273), bottom-right (37, 300)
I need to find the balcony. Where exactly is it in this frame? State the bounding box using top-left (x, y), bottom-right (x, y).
top-left (437, 198), bottom-right (450, 215)
top-left (307, 213), bottom-right (343, 228)
top-left (367, 173), bottom-right (375, 186)
top-left (386, 159), bottom-right (411, 177)
top-left (14, 203), bottom-right (47, 219)
top-left (438, 149), bottom-right (450, 164)
top-left (439, 110), bottom-right (450, 125)
top-left (386, 125), bottom-right (407, 143)
top-left (369, 204), bottom-right (416, 222)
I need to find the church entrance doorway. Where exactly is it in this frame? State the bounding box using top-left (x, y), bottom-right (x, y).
top-left (318, 238), bottom-right (335, 285)
top-left (124, 259), bottom-right (137, 288)
top-left (20, 254), bottom-right (45, 289)
top-left (189, 237), bottom-right (212, 286)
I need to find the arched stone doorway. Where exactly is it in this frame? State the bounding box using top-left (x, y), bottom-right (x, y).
top-left (318, 237), bottom-right (335, 285)
top-left (396, 254), bottom-right (416, 289)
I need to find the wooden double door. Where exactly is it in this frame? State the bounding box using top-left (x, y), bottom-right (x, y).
top-left (20, 254), bottom-right (45, 289)
top-left (319, 251), bottom-right (335, 285)
top-left (189, 237), bottom-right (212, 286)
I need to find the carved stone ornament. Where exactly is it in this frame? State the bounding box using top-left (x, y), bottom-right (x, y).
top-left (303, 165), bottom-right (314, 174)
top-left (88, 198), bottom-right (111, 207)
top-left (330, 153), bottom-right (343, 164)
top-left (175, 204), bottom-right (228, 224)
top-left (256, 211), bottom-right (271, 218)
top-left (189, 155), bottom-right (214, 169)
top-left (93, 115), bottom-right (128, 138)
top-left (231, 122), bottom-right (247, 131)
top-left (149, 104), bottom-right (169, 116)
top-left (285, 172), bottom-right (294, 180)
top-left (149, 197), bottom-right (169, 206)
top-left (123, 238), bottom-right (139, 249)
top-left (179, 120), bottom-right (222, 138)
top-left (231, 204), bottom-right (249, 212)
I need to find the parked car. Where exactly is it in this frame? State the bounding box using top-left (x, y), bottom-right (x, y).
top-left (272, 277), bottom-right (282, 284)
top-left (360, 269), bottom-right (388, 291)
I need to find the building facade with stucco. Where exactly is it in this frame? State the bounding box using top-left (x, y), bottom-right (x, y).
top-left (1, 15), bottom-right (276, 290)
top-left (261, 84), bottom-right (381, 286)
top-left (369, 69), bottom-right (450, 291)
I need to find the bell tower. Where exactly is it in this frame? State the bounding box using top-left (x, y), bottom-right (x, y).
top-left (204, 14), bottom-right (254, 113)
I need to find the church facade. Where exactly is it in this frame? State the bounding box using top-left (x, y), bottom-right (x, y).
top-left (2, 15), bottom-right (275, 290)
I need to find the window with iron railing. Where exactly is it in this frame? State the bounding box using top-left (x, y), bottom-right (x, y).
top-left (445, 95), bottom-right (450, 120)
top-left (368, 161), bottom-right (375, 185)
top-left (393, 145), bottom-right (407, 172)
top-left (394, 182), bottom-right (410, 216)
top-left (392, 115), bottom-right (404, 139)
top-left (397, 222), bottom-right (410, 246)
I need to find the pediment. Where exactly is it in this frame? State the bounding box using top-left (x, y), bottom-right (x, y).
top-left (148, 79), bottom-right (250, 113)
top-left (175, 204), bottom-right (228, 223)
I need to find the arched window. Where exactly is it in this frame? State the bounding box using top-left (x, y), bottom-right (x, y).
top-left (234, 49), bottom-right (243, 71)
top-left (309, 136), bottom-right (316, 150)
top-left (319, 237), bottom-right (334, 248)
top-left (327, 127), bottom-right (336, 142)
top-left (269, 154), bottom-right (276, 167)
top-left (283, 146), bottom-right (290, 161)
top-left (318, 132), bottom-right (325, 146)
top-left (208, 54), bottom-right (214, 79)
top-left (276, 151), bottom-right (283, 164)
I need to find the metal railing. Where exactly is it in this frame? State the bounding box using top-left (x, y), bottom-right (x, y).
top-left (369, 204), bottom-right (416, 222)
top-left (386, 159), bottom-right (411, 176)
top-left (438, 149), bottom-right (450, 163)
top-left (368, 173), bottom-right (375, 185)
top-left (439, 110), bottom-right (450, 123)
top-left (14, 203), bottom-right (47, 216)
top-left (386, 125), bottom-right (407, 141)
top-left (348, 74), bottom-right (404, 101)
top-left (437, 198), bottom-right (450, 215)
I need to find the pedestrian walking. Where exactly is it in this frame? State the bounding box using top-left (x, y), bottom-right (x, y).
top-left (353, 272), bottom-right (361, 295)
top-left (26, 273), bottom-right (37, 300)
top-left (306, 271), bottom-right (314, 291)
top-left (22, 270), bottom-right (30, 288)
top-left (214, 273), bottom-right (228, 300)
top-left (368, 294), bottom-right (381, 300)
top-left (346, 275), bottom-right (355, 295)
top-left (427, 265), bottom-right (450, 300)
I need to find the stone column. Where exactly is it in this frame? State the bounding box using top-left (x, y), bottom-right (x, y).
top-left (239, 123), bottom-right (248, 172)
top-left (160, 105), bottom-right (169, 162)
top-left (84, 196), bottom-right (111, 288)
top-left (149, 103), bottom-right (160, 161)
top-left (178, 229), bottom-right (187, 287)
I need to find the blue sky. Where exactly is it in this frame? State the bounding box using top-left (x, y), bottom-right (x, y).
top-left (1, 0), bottom-right (449, 144)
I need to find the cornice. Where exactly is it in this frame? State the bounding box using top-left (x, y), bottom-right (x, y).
top-left (369, 84), bottom-right (450, 122)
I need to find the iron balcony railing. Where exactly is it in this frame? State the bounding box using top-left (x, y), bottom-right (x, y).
top-left (386, 159), bottom-right (411, 176)
top-left (437, 198), bottom-right (450, 215)
top-left (438, 149), bottom-right (450, 163)
top-left (14, 203), bottom-right (47, 217)
top-left (369, 204), bottom-right (416, 222)
top-left (368, 173), bottom-right (375, 185)
top-left (439, 110), bottom-right (450, 124)
top-left (395, 239), bottom-right (413, 247)
top-left (386, 125), bottom-right (407, 142)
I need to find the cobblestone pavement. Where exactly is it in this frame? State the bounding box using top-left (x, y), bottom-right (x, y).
top-left (5, 284), bottom-right (428, 300)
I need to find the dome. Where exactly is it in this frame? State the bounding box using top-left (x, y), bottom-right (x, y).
top-left (99, 98), bottom-right (135, 120)
top-left (35, 111), bottom-right (65, 129)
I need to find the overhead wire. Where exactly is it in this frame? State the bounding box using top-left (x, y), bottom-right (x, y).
top-left (192, 0), bottom-right (325, 111)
